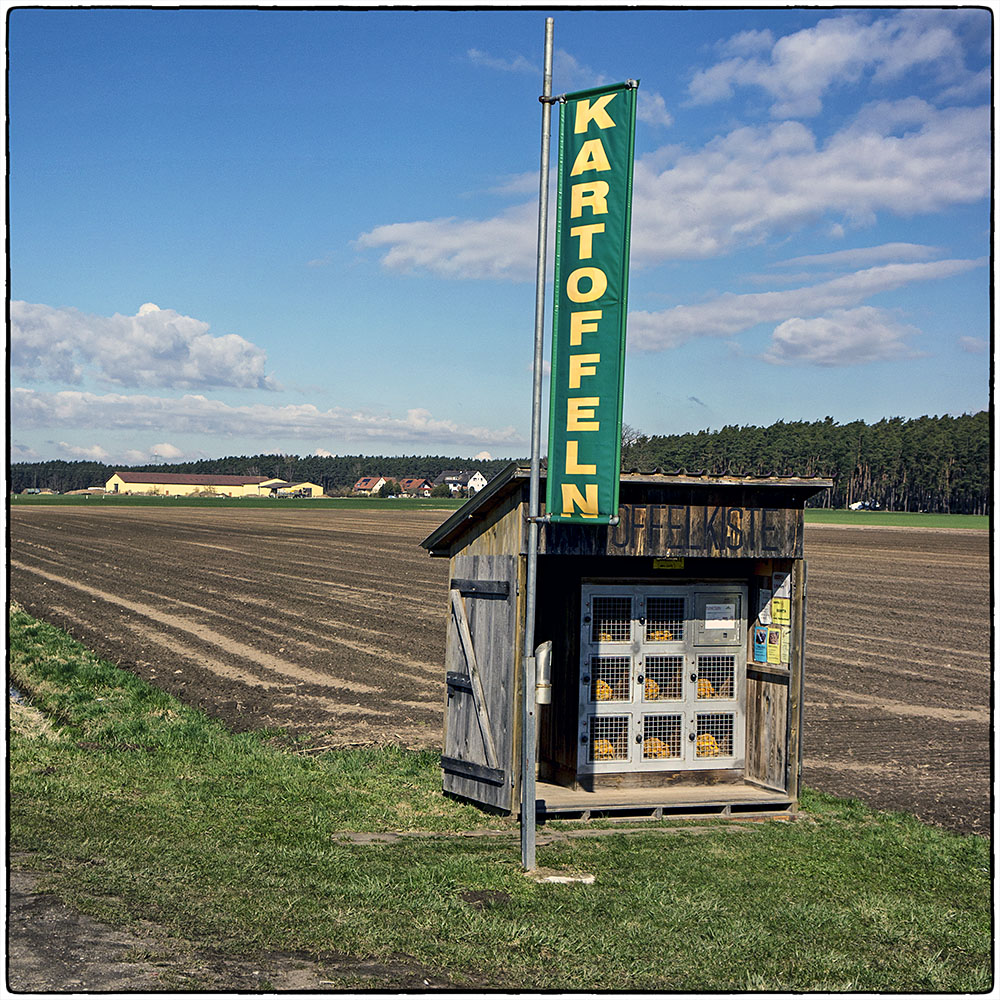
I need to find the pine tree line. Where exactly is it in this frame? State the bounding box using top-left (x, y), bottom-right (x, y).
top-left (621, 411), bottom-right (990, 514)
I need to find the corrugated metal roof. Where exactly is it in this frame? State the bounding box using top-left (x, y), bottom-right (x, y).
top-left (421, 462), bottom-right (833, 555)
top-left (619, 470), bottom-right (833, 487)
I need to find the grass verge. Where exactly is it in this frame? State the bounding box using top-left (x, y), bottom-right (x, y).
top-left (9, 494), bottom-right (464, 511)
top-left (9, 604), bottom-right (992, 991)
top-left (804, 509), bottom-right (988, 529)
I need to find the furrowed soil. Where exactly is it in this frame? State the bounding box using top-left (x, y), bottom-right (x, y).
top-left (9, 507), bottom-right (991, 836)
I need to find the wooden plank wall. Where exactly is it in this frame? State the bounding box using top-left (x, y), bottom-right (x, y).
top-left (442, 552), bottom-right (519, 811)
top-left (745, 671), bottom-right (789, 789)
top-left (446, 492), bottom-right (526, 559)
top-left (786, 559), bottom-right (807, 801)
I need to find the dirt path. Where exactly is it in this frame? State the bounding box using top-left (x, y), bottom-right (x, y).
top-left (7, 866), bottom-right (463, 992)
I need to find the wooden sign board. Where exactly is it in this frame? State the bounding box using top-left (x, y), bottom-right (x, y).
top-left (540, 503), bottom-right (803, 559)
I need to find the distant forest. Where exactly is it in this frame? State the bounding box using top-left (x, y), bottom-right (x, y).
top-left (621, 411), bottom-right (990, 514)
top-left (9, 411), bottom-right (990, 514)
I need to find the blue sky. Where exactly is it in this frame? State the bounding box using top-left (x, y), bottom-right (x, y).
top-left (8, 6), bottom-right (992, 465)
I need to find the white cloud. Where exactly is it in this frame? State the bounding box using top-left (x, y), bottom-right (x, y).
top-left (467, 41), bottom-right (672, 132)
top-left (11, 390), bottom-right (522, 449)
top-left (466, 45), bottom-right (611, 91)
top-left (551, 49), bottom-right (671, 127)
top-left (773, 243), bottom-right (941, 270)
top-left (56, 441), bottom-right (111, 461)
top-left (10, 442), bottom-right (41, 461)
top-left (938, 66), bottom-right (991, 104)
top-left (150, 442), bottom-right (184, 459)
top-left (357, 101), bottom-right (988, 280)
top-left (746, 242), bottom-right (944, 285)
top-left (688, 10), bottom-right (986, 118)
top-left (474, 451), bottom-right (493, 460)
top-left (760, 307), bottom-right (924, 366)
top-left (357, 202), bottom-right (539, 281)
top-left (721, 29), bottom-right (775, 57)
top-left (629, 102), bottom-right (987, 265)
top-left (467, 47), bottom-right (536, 75)
top-left (637, 91), bottom-right (673, 128)
top-left (959, 336), bottom-right (988, 354)
top-left (628, 258), bottom-right (984, 351)
top-left (488, 172), bottom-right (540, 197)
top-left (40, 440), bottom-right (189, 464)
top-left (313, 448), bottom-right (336, 457)
top-left (553, 49), bottom-right (610, 92)
top-left (11, 301), bottom-right (278, 391)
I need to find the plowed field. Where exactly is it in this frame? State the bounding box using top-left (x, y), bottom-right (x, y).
top-left (9, 507), bottom-right (990, 835)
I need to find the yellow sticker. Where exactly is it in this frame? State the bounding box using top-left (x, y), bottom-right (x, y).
top-left (653, 558), bottom-right (684, 569)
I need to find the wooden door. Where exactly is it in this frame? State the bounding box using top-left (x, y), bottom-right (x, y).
top-left (441, 554), bottom-right (518, 811)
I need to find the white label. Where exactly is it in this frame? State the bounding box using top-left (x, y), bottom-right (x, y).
top-left (705, 603), bottom-right (736, 630)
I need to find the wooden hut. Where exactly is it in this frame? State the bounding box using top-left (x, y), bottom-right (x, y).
top-left (421, 463), bottom-right (831, 821)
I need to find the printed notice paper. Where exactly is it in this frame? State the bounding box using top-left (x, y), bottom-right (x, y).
top-left (771, 598), bottom-right (790, 625)
top-left (766, 627), bottom-right (782, 664)
top-left (757, 588), bottom-right (772, 625)
top-left (705, 603), bottom-right (736, 630)
top-left (753, 626), bottom-right (768, 663)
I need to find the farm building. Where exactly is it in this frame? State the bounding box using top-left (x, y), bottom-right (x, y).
top-left (271, 481), bottom-right (325, 498)
top-left (422, 463), bottom-right (831, 822)
top-left (104, 472), bottom-right (323, 498)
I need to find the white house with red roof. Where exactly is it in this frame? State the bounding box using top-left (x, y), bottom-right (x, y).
top-left (352, 476), bottom-right (387, 494)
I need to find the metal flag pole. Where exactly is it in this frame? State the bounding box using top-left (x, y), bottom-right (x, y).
top-left (521, 16), bottom-right (555, 872)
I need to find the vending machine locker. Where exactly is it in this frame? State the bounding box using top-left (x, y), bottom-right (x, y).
top-left (578, 583), bottom-right (747, 774)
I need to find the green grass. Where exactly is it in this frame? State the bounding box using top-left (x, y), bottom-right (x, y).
top-left (804, 509), bottom-right (988, 529)
top-left (8, 605), bottom-right (992, 991)
top-left (13, 492), bottom-right (988, 528)
top-left (9, 493), bottom-right (465, 511)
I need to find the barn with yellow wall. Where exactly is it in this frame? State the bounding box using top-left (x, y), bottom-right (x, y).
top-left (107, 472), bottom-right (278, 497)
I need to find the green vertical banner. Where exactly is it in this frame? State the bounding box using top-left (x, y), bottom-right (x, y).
top-left (546, 80), bottom-right (638, 523)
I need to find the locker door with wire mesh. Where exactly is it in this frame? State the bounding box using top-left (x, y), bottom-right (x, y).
top-left (578, 584), bottom-right (747, 773)
top-left (685, 589), bottom-right (745, 769)
top-left (579, 591), bottom-right (637, 769)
